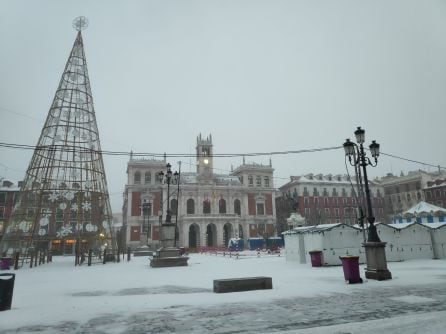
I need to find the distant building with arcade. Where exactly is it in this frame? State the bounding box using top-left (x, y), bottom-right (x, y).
top-left (123, 134), bottom-right (277, 250)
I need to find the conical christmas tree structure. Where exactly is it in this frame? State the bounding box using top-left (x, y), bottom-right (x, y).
top-left (0, 18), bottom-right (116, 260)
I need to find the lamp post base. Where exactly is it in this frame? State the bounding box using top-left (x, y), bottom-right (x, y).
top-left (149, 223), bottom-right (188, 268)
top-left (363, 242), bottom-right (392, 281)
top-left (150, 247), bottom-right (188, 267)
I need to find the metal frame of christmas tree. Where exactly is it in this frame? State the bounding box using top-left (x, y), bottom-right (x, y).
top-left (0, 17), bottom-right (116, 263)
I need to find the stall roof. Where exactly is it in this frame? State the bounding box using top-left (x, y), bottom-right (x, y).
top-left (404, 201), bottom-right (446, 216)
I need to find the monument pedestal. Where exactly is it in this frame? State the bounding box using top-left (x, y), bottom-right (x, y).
top-left (363, 242), bottom-right (392, 281)
top-left (150, 223), bottom-right (188, 268)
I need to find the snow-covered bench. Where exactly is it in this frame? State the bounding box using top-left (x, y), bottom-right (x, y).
top-left (213, 276), bottom-right (272, 293)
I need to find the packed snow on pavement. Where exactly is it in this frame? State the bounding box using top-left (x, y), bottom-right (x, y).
top-left (0, 252), bottom-right (445, 333)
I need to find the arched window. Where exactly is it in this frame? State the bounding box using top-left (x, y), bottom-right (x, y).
top-left (234, 199), bottom-right (241, 216)
top-left (219, 198), bottom-right (226, 214)
top-left (170, 199), bottom-right (178, 215)
top-left (144, 172), bottom-right (151, 184)
top-left (187, 198), bottom-right (195, 214)
top-left (203, 200), bottom-right (211, 214)
top-left (134, 171), bottom-right (141, 184)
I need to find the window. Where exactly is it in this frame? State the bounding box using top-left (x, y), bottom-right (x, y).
top-left (0, 193), bottom-right (6, 205)
top-left (332, 188), bottom-right (338, 197)
top-left (333, 198), bottom-right (338, 206)
top-left (417, 192), bottom-right (422, 200)
top-left (325, 208), bottom-right (330, 216)
top-left (203, 200), bottom-right (211, 214)
top-left (303, 187), bottom-right (309, 196)
top-left (344, 208), bottom-right (350, 217)
top-left (134, 171), bottom-right (141, 184)
top-left (0, 207), bottom-right (4, 219)
top-left (256, 176), bottom-right (262, 187)
top-left (187, 199), bottom-right (195, 214)
top-left (239, 176), bottom-right (243, 184)
top-left (343, 198), bottom-right (348, 205)
top-left (352, 198), bottom-right (356, 205)
top-left (234, 199), bottom-right (241, 216)
top-left (313, 188), bottom-right (318, 196)
top-left (406, 193), bottom-right (411, 201)
top-left (426, 191), bottom-right (432, 200)
top-left (345, 219), bottom-right (350, 225)
top-left (304, 207), bottom-right (310, 215)
top-left (219, 198), bottom-right (226, 214)
top-left (324, 197), bottom-right (329, 205)
top-left (170, 199), bottom-right (178, 215)
top-left (248, 175), bottom-right (253, 186)
top-left (323, 188), bottom-right (328, 196)
top-left (144, 172), bottom-right (151, 184)
top-left (314, 197), bottom-right (319, 205)
top-left (264, 177), bottom-right (270, 188)
top-left (304, 197), bottom-right (309, 205)
top-left (335, 208), bottom-right (339, 217)
top-left (256, 203), bottom-right (265, 215)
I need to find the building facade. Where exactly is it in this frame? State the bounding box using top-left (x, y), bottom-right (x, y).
top-left (423, 178), bottom-right (446, 209)
top-left (277, 173), bottom-right (385, 226)
top-left (0, 180), bottom-right (21, 238)
top-left (380, 170), bottom-right (446, 219)
top-left (122, 134), bottom-right (277, 250)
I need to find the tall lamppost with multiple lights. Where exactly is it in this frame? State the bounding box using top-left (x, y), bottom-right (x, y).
top-left (140, 199), bottom-right (151, 245)
top-left (343, 127), bottom-right (392, 280)
top-left (150, 163), bottom-right (188, 267)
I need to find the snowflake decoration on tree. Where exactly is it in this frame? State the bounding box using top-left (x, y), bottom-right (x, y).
top-left (82, 201), bottom-right (91, 211)
top-left (71, 203), bottom-right (78, 212)
top-left (56, 225), bottom-right (73, 238)
top-left (39, 216), bottom-right (49, 226)
top-left (49, 191), bottom-right (59, 202)
top-left (64, 191), bottom-right (75, 201)
top-left (38, 228), bottom-right (47, 236)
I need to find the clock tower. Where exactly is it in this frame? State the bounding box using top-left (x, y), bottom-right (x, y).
top-left (196, 133), bottom-right (213, 178)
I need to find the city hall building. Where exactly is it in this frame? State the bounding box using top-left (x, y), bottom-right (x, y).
top-left (122, 134), bottom-right (277, 250)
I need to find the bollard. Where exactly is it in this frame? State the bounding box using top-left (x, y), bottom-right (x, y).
top-left (103, 249), bottom-right (107, 264)
top-left (127, 247), bottom-right (131, 262)
top-left (75, 252), bottom-right (79, 266)
top-left (34, 251), bottom-right (38, 267)
top-left (42, 252), bottom-right (46, 264)
top-left (14, 253), bottom-right (19, 270)
top-left (88, 250), bottom-right (92, 266)
top-left (117, 249), bottom-right (120, 263)
top-left (30, 253), bottom-right (34, 268)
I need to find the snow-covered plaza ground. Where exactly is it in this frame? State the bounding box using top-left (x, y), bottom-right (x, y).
top-left (1, 252), bottom-right (446, 333)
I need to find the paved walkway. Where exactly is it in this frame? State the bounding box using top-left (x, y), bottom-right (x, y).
top-left (5, 280), bottom-right (446, 334)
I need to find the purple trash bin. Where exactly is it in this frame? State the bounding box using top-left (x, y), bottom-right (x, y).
top-left (0, 258), bottom-right (12, 271)
top-left (340, 256), bottom-right (362, 284)
top-left (309, 250), bottom-right (323, 267)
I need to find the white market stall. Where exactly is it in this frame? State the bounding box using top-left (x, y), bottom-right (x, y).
top-left (376, 222), bottom-right (434, 261)
top-left (283, 226), bottom-right (313, 263)
top-left (284, 224), bottom-right (365, 266)
top-left (303, 224), bottom-right (365, 265)
top-left (425, 223), bottom-right (446, 259)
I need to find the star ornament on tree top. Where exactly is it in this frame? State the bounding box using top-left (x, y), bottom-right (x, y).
top-left (72, 16), bottom-right (89, 31)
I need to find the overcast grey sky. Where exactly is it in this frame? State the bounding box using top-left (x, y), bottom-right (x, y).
top-left (1, 0), bottom-right (446, 212)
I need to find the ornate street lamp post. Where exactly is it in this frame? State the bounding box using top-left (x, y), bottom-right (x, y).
top-left (141, 199), bottom-right (151, 243)
top-left (150, 163), bottom-right (188, 267)
top-left (158, 163), bottom-right (179, 225)
top-left (343, 127), bottom-right (391, 280)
